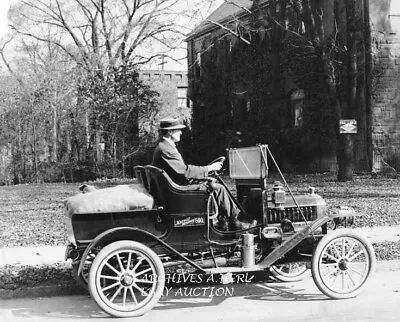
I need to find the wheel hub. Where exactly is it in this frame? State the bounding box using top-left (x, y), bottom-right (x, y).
top-left (121, 273), bottom-right (134, 286)
top-left (338, 259), bottom-right (349, 271)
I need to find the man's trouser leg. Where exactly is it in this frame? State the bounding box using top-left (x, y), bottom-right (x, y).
top-left (212, 183), bottom-right (240, 222)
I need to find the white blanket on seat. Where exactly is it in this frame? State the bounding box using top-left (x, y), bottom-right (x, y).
top-left (65, 184), bottom-right (154, 216)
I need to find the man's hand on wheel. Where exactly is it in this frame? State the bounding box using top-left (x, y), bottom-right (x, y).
top-left (207, 161), bottom-right (223, 173)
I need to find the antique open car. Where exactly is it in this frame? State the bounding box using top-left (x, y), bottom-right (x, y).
top-left (64, 144), bottom-right (376, 318)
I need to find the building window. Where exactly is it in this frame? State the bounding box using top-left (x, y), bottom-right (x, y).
top-left (246, 100), bottom-right (251, 112)
top-left (292, 101), bottom-right (303, 127)
top-left (194, 52), bottom-right (201, 79)
top-left (178, 86), bottom-right (188, 109)
top-left (389, 15), bottom-right (400, 34)
top-left (290, 89), bottom-right (305, 128)
top-left (197, 52), bottom-right (201, 66)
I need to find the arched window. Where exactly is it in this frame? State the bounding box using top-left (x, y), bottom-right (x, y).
top-left (290, 89), bottom-right (305, 128)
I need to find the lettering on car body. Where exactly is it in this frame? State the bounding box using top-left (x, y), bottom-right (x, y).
top-left (174, 216), bottom-right (205, 227)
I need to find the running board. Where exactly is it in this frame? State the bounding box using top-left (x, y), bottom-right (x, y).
top-left (255, 216), bottom-right (331, 269)
top-left (204, 216), bottom-right (331, 275)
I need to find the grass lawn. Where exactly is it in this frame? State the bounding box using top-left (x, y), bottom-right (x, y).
top-left (0, 179), bottom-right (137, 247)
top-left (1, 173), bottom-right (400, 247)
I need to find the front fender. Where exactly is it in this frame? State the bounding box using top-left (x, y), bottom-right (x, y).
top-left (77, 227), bottom-right (161, 276)
top-left (330, 206), bottom-right (361, 228)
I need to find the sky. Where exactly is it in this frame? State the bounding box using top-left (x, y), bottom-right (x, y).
top-left (2, 1), bottom-right (400, 38)
top-left (2, 1), bottom-right (400, 69)
top-left (0, 0), bottom-right (220, 71)
top-left (0, 0), bottom-right (11, 37)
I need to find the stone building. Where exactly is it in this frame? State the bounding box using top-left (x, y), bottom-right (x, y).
top-left (186, 0), bottom-right (400, 173)
top-left (369, 1), bottom-right (400, 172)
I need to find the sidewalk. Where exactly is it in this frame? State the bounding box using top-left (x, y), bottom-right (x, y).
top-left (1, 225), bottom-right (400, 268)
top-left (352, 225), bottom-right (400, 243)
top-left (0, 246), bottom-right (66, 267)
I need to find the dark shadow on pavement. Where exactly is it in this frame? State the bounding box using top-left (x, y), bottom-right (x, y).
top-left (0, 274), bottom-right (328, 320)
top-left (1, 294), bottom-right (109, 320)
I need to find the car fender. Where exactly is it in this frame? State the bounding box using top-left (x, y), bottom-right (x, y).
top-left (329, 206), bottom-right (361, 228)
top-left (77, 227), bottom-right (162, 276)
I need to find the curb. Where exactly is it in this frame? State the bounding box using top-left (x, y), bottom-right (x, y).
top-left (375, 259), bottom-right (400, 272)
top-left (0, 283), bottom-right (87, 300)
top-left (1, 259), bottom-right (400, 301)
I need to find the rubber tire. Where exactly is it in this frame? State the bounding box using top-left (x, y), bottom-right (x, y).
top-left (89, 240), bottom-right (165, 318)
top-left (311, 229), bottom-right (376, 299)
top-left (270, 263), bottom-right (309, 282)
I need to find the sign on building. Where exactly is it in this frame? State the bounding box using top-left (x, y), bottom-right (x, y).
top-left (339, 119), bottom-right (357, 134)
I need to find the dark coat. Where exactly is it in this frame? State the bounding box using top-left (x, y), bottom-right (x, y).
top-left (152, 139), bottom-right (209, 185)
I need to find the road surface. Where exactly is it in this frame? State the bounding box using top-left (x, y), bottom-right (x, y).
top-left (1, 269), bottom-right (399, 322)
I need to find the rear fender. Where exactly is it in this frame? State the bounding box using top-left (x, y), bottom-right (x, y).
top-left (77, 227), bottom-right (161, 276)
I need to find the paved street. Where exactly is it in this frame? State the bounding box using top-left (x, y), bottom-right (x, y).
top-left (1, 269), bottom-right (399, 322)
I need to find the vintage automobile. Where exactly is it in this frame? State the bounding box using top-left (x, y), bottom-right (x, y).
top-left (65, 144), bottom-right (376, 318)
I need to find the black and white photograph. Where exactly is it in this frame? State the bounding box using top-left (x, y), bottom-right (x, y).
top-left (1, 1), bottom-right (400, 321)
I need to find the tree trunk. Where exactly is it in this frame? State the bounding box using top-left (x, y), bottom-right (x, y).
top-left (337, 0), bottom-right (357, 181)
top-left (52, 99), bottom-right (57, 163)
top-left (364, 0), bottom-right (374, 171)
top-left (338, 134), bottom-right (354, 181)
top-left (31, 113), bottom-right (39, 183)
top-left (122, 139), bottom-right (126, 178)
top-left (95, 129), bottom-right (103, 162)
top-left (85, 109), bottom-right (90, 151)
top-left (66, 129), bottom-right (72, 162)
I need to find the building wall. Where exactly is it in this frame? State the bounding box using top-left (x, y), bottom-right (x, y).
top-left (138, 69), bottom-right (190, 147)
top-left (187, 0), bottom-right (400, 173)
top-left (139, 70), bottom-right (189, 121)
top-left (369, 0), bottom-right (400, 171)
top-left (186, 2), bottom-right (344, 169)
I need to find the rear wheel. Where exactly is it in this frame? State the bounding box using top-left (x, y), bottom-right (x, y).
top-left (311, 229), bottom-right (375, 299)
top-left (270, 263), bottom-right (309, 282)
top-left (89, 240), bottom-right (165, 318)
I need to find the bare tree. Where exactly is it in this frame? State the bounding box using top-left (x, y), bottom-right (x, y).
top-left (8, 0), bottom-right (217, 73)
top-left (0, 0), bottom-right (221, 182)
top-left (0, 36), bottom-right (78, 182)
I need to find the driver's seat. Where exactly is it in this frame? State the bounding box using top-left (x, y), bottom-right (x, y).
top-left (144, 165), bottom-right (211, 215)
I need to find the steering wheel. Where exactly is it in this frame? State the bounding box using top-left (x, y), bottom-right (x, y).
top-left (208, 156), bottom-right (226, 166)
top-left (207, 156), bottom-right (226, 176)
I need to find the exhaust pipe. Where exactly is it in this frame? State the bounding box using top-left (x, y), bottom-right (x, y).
top-left (163, 257), bottom-right (229, 269)
top-left (67, 248), bottom-right (80, 261)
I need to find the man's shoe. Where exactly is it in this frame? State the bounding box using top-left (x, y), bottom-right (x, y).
top-left (215, 220), bottom-right (229, 231)
top-left (230, 218), bottom-right (258, 231)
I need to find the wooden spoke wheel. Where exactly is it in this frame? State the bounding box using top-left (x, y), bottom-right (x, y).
top-left (89, 241), bottom-right (165, 317)
top-left (311, 229), bottom-right (375, 299)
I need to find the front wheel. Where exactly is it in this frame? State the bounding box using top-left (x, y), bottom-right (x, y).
top-left (89, 240), bottom-right (165, 318)
top-left (311, 229), bottom-right (375, 299)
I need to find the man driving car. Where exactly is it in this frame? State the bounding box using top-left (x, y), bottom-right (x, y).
top-left (152, 117), bottom-right (256, 231)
